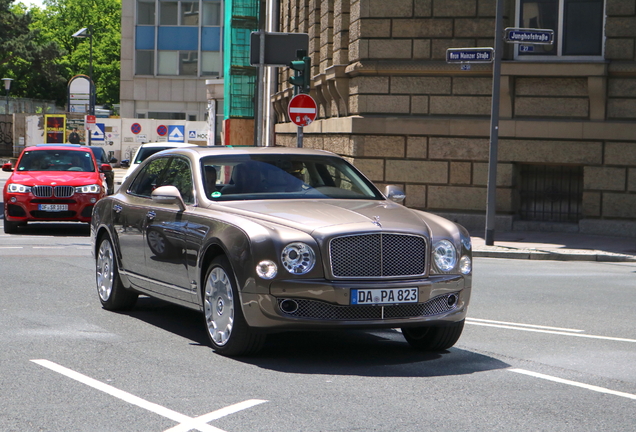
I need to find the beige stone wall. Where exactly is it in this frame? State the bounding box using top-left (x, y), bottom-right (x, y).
top-left (274, 0), bottom-right (636, 235)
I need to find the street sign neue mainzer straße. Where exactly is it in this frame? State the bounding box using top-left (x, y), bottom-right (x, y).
top-left (446, 47), bottom-right (494, 63)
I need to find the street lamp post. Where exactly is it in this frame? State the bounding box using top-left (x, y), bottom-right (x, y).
top-left (1, 78), bottom-right (13, 114)
top-left (72, 26), bottom-right (94, 116)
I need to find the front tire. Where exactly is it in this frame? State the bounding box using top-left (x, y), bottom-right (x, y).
top-left (96, 235), bottom-right (138, 310)
top-left (401, 320), bottom-right (465, 351)
top-left (203, 256), bottom-right (265, 356)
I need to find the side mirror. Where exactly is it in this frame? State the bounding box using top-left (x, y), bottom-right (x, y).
top-left (151, 185), bottom-right (186, 211)
top-left (2, 162), bottom-right (13, 172)
top-left (100, 163), bottom-right (113, 172)
top-left (384, 185), bottom-right (406, 204)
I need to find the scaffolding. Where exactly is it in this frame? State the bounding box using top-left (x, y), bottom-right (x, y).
top-left (224, 0), bottom-right (259, 119)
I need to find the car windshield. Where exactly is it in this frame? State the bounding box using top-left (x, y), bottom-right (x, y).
top-left (17, 149), bottom-right (95, 172)
top-left (134, 147), bottom-right (174, 164)
top-left (201, 154), bottom-right (383, 201)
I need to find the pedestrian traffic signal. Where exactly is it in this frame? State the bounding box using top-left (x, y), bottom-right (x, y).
top-left (288, 55), bottom-right (311, 94)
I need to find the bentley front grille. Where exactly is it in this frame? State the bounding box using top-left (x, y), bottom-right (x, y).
top-left (31, 185), bottom-right (75, 198)
top-left (278, 293), bottom-right (459, 321)
top-left (329, 233), bottom-right (426, 278)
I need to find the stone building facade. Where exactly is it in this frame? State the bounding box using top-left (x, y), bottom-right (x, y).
top-left (271, 0), bottom-right (636, 236)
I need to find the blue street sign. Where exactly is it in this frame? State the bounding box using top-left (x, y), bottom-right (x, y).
top-left (168, 125), bottom-right (185, 142)
top-left (504, 27), bottom-right (554, 45)
top-left (446, 48), bottom-right (494, 64)
top-left (91, 123), bottom-right (105, 142)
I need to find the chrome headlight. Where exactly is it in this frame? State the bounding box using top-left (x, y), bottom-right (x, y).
top-left (256, 260), bottom-right (278, 279)
top-left (281, 242), bottom-right (316, 275)
top-left (459, 255), bottom-right (472, 274)
top-left (7, 183), bottom-right (31, 193)
top-left (433, 240), bottom-right (457, 272)
top-left (75, 184), bottom-right (101, 194)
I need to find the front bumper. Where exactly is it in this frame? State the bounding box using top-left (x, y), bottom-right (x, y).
top-left (241, 274), bottom-right (471, 330)
top-left (4, 193), bottom-right (102, 223)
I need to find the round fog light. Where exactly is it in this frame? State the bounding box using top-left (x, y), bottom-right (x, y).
top-left (256, 260), bottom-right (277, 279)
top-left (10, 197), bottom-right (17, 203)
top-left (459, 255), bottom-right (472, 274)
top-left (90, 198), bottom-right (97, 203)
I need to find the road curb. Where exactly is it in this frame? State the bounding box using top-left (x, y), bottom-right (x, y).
top-left (473, 248), bottom-right (636, 262)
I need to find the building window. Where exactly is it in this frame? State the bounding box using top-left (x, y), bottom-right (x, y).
top-left (158, 51), bottom-right (179, 75)
top-left (202, 0), bottom-right (221, 26)
top-left (148, 112), bottom-right (187, 119)
top-left (202, 51), bottom-right (221, 76)
top-left (180, 51), bottom-right (198, 75)
top-left (516, 0), bottom-right (604, 58)
top-left (160, 1), bottom-right (179, 25)
top-left (181, 1), bottom-right (199, 25)
top-left (137, 0), bottom-right (156, 25)
top-left (136, 50), bottom-right (155, 75)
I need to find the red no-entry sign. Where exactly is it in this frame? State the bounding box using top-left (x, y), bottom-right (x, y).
top-left (288, 94), bottom-right (317, 127)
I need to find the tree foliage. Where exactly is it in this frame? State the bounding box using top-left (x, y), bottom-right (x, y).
top-left (1, 0), bottom-right (121, 107)
top-left (0, 0), bottom-right (66, 102)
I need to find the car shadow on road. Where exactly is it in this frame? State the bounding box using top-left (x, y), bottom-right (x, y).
top-left (124, 297), bottom-right (510, 378)
top-left (1, 221), bottom-right (90, 237)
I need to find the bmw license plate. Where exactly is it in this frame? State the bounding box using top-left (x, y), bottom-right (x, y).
top-left (38, 204), bottom-right (68, 212)
top-left (351, 288), bottom-right (418, 305)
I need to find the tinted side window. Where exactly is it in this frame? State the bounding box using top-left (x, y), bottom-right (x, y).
top-left (129, 157), bottom-right (171, 197)
top-left (158, 157), bottom-right (194, 204)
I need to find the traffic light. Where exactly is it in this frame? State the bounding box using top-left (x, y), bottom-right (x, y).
top-left (288, 53), bottom-right (311, 94)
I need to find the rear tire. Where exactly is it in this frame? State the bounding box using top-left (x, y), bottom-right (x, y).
top-left (96, 235), bottom-right (138, 310)
top-left (203, 256), bottom-right (265, 356)
top-left (402, 320), bottom-right (465, 351)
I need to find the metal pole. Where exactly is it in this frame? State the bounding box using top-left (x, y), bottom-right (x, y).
top-left (88, 25), bottom-right (94, 146)
top-left (255, 29), bottom-right (265, 146)
top-left (485, 0), bottom-right (504, 246)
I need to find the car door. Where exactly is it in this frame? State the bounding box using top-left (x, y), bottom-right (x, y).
top-left (142, 156), bottom-right (195, 303)
top-left (114, 156), bottom-right (171, 290)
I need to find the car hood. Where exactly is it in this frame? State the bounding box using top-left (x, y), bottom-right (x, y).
top-left (211, 199), bottom-right (432, 236)
top-left (8, 171), bottom-right (100, 186)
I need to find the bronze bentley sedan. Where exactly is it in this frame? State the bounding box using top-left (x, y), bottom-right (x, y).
top-left (91, 146), bottom-right (472, 356)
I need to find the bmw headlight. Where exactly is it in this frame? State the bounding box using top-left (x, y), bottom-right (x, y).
top-left (281, 242), bottom-right (316, 275)
top-left (433, 240), bottom-right (457, 272)
top-left (7, 183), bottom-right (31, 193)
top-left (75, 184), bottom-right (101, 194)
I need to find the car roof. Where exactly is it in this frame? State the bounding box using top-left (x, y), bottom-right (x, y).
top-left (168, 145), bottom-right (337, 158)
top-left (26, 144), bottom-right (93, 152)
top-left (137, 142), bottom-right (198, 148)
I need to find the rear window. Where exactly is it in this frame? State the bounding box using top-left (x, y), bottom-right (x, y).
top-left (135, 147), bottom-right (173, 164)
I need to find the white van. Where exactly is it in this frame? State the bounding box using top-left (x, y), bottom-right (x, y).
top-left (121, 142), bottom-right (198, 184)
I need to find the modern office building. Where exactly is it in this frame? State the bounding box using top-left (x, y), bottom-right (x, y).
top-left (120, 0), bottom-right (224, 128)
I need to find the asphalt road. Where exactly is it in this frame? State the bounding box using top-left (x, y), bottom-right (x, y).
top-left (1, 222), bottom-right (635, 432)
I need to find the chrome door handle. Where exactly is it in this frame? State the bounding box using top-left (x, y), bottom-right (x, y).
top-left (113, 204), bottom-right (122, 213)
top-left (147, 211), bottom-right (156, 220)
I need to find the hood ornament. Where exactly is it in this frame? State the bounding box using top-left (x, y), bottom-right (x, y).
top-left (371, 216), bottom-right (382, 228)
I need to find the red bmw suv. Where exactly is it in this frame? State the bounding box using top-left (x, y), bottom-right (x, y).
top-left (2, 145), bottom-right (110, 233)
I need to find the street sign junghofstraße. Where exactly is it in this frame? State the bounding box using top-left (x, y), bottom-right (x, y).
top-left (504, 27), bottom-right (554, 45)
top-left (446, 47), bottom-right (494, 63)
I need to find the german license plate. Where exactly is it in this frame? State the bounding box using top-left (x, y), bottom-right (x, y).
top-left (351, 288), bottom-right (418, 305)
top-left (38, 204), bottom-right (68, 212)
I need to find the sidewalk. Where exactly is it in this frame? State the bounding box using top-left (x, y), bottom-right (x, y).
top-left (471, 230), bottom-right (636, 262)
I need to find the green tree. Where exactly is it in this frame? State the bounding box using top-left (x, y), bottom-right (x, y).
top-left (0, 0), bottom-right (66, 102)
top-left (31, 0), bottom-right (122, 107)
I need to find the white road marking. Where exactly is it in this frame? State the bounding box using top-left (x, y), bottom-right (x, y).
top-left (31, 359), bottom-right (267, 432)
top-left (466, 321), bottom-right (636, 343)
top-left (164, 400), bottom-right (268, 432)
top-left (509, 369), bottom-right (636, 401)
top-left (0, 246), bottom-right (23, 249)
top-left (467, 318), bottom-right (584, 332)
